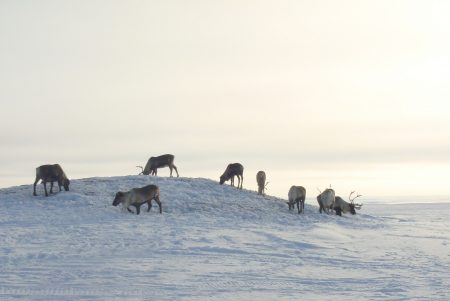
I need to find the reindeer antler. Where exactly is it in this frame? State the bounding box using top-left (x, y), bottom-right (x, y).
top-left (136, 166), bottom-right (144, 175)
top-left (349, 191), bottom-right (363, 209)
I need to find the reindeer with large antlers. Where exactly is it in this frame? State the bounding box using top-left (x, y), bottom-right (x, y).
top-left (333, 191), bottom-right (363, 216)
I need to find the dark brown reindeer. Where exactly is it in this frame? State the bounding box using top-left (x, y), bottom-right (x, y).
top-left (137, 154), bottom-right (179, 177)
top-left (333, 191), bottom-right (363, 216)
top-left (33, 164), bottom-right (70, 197)
top-left (112, 184), bottom-right (162, 215)
top-left (219, 163), bottom-right (244, 189)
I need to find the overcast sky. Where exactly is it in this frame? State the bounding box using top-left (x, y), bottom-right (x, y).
top-left (1, 0), bottom-right (449, 199)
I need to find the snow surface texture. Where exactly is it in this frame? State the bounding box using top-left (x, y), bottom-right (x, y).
top-left (0, 176), bottom-right (449, 301)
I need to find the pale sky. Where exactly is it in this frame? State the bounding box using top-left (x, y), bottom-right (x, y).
top-left (1, 0), bottom-right (450, 200)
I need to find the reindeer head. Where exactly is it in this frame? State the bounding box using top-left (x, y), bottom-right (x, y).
top-left (136, 166), bottom-right (146, 175)
top-left (349, 191), bottom-right (363, 214)
top-left (112, 191), bottom-right (125, 206)
top-left (63, 178), bottom-right (70, 191)
top-left (219, 175), bottom-right (226, 185)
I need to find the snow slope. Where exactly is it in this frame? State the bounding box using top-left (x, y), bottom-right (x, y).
top-left (0, 176), bottom-right (449, 300)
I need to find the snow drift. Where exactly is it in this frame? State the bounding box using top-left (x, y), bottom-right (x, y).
top-left (0, 176), bottom-right (449, 300)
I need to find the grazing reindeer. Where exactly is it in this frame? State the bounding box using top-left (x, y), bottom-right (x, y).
top-left (316, 188), bottom-right (335, 214)
top-left (137, 154), bottom-right (179, 177)
top-left (33, 164), bottom-right (70, 197)
top-left (256, 171), bottom-right (267, 195)
top-left (112, 184), bottom-right (162, 215)
top-left (219, 163), bottom-right (244, 189)
top-left (334, 191), bottom-right (363, 216)
top-left (287, 185), bottom-right (306, 214)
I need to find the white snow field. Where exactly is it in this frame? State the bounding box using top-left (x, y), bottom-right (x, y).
top-left (0, 176), bottom-right (449, 301)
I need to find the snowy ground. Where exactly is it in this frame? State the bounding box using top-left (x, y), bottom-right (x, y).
top-left (0, 176), bottom-right (449, 300)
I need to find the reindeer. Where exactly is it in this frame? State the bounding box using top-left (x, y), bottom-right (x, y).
top-left (137, 154), bottom-right (179, 177)
top-left (333, 191), bottom-right (363, 216)
top-left (219, 163), bottom-right (244, 189)
top-left (33, 164), bottom-right (70, 197)
top-left (316, 188), bottom-right (335, 214)
top-left (112, 184), bottom-right (162, 215)
top-left (256, 171), bottom-right (267, 195)
top-left (287, 185), bottom-right (306, 214)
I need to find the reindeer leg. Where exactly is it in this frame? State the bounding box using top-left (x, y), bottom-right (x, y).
top-left (172, 164), bottom-right (179, 177)
top-left (154, 195), bottom-right (162, 214)
top-left (43, 181), bottom-right (48, 197)
top-left (297, 200), bottom-right (300, 214)
top-left (49, 181), bottom-right (54, 194)
top-left (135, 204), bottom-right (141, 215)
top-left (240, 174), bottom-right (243, 189)
top-left (169, 166), bottom-right (173, 177)
top-left (33, 177), bottom-right (39, 196)
top-left (127, 207), bottom-right (134, 214)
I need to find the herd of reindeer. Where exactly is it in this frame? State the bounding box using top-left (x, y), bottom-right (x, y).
top-left (32, 154), bottom-right (363, 216)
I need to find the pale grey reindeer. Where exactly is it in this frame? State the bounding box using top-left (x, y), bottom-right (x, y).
top-left (137, 154), bottom-right (179, 177)
top-left (316, 188), bottom-right (335, 214)
top-left (112, 184), bottom-right (162, 215)
top-left (219, 163), bottom-right (244, 189)
top-left (287, 185), bottom-right (306, 214)
top-left (33, 164), bottom-right (70, 197)
top-left (256, 171), bottom-right (267, 195)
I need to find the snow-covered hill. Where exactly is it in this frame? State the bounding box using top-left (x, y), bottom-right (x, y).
top-left (0, 176), bottom-right (449, 300)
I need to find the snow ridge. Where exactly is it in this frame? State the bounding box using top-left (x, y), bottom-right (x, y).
top-left (0, 176), bottom-right (449, 300)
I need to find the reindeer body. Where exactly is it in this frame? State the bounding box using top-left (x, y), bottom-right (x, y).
top-left (256, 171), bottom-right (266, 195)
top-left (334, 192), bottom-right (363, 216)
top-left (112, 184), bottom-right (161, 215)
top-left (33, 164), bottom-right (70, 197)
top-left (220, 163), bottom-right (244, 189)
top-left (142, 154), bottom-right (179, 177)
top-left (317, 188), bottom-right (335, 214)
top-left (288, 185), bottom-right (306, 214)
top-left (334, 196), bottom-right (355, 216)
